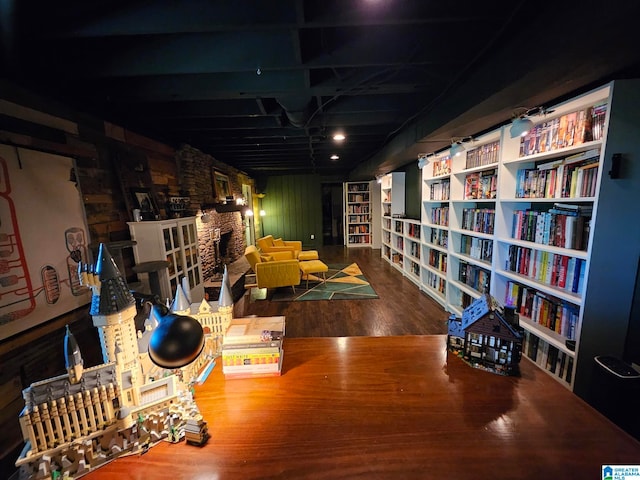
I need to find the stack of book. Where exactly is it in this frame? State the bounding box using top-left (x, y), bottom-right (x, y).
top-left (184, 416), bottom-right (209, 445)
top-left (221, 316), bottom-right (285, 379)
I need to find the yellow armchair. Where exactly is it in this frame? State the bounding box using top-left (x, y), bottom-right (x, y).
top-left (257, 235), bottom-right (302, 257)
top-left (245, 245), bottom-right (300, 292)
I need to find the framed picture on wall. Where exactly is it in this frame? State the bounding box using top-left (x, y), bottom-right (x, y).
top-left (213, 170), bottom-right (232, 201)
top-left (131, 187), bottom-right (158, 220)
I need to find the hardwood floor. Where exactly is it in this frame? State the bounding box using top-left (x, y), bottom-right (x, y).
top-left (234, 245), bottom-right (449, 337)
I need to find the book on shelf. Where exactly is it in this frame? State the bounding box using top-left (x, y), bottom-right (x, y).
top-left (464, 170), bottom-right (497, 200)
top-left (522, 331), bottom-right (573, 384)
top-left (465, 140), bottom-right (499, 169)
top-left (518, 102), bottom-right (606, 157)
top-left (515, 149), bottom-right (600, 199)
top-left (511, 207), bottom-right (590, 251)
top-left (432, 156), bottom-right (451, 176)
top-left (506, 281), bottom-right (579, 339)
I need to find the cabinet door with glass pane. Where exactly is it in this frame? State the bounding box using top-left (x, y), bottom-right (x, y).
top-left (129, 216), bottom-right (204, 303)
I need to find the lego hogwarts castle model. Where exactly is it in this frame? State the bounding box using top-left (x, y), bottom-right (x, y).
top-left (12, 244), bottom-right (233, 479)
top-left (447, 294), bottom-right (524, 376)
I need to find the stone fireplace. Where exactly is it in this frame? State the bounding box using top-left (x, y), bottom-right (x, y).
top-left (174, 144), bottom-right (253, 285)
top-left (196, 209), bottom-right (245, 281)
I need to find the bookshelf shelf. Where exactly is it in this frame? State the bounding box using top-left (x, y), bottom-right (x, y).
top-left (406, 81), bottom-right (640, 396)
top-left (518, 315), bottom-right (576, 357)
top-left (344, 181), bottom-right (373, 247)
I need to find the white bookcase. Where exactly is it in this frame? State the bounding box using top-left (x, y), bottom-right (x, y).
top-left (128, 216), bottom-right (204, 303)
top-left (344, 181), bottom-right (372, 247)
top-left (409, 80), bottom-right (640, 395)
top-left (380, 172), bottom-right (405, 265)
top-left (420, 151), bottom-right (452, 308)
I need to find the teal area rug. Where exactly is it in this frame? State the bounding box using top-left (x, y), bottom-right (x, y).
top-left (271, 263), bottom-right (379, 301)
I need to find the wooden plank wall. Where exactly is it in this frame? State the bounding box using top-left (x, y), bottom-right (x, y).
top-left (0, 91), bottom-right (243, 472)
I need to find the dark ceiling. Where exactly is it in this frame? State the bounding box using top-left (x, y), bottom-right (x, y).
top-left (3, 0), bottom-right (640, 179)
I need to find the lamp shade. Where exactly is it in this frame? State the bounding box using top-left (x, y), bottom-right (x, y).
top-left (450, 142), bottom-right (465, 157)
top-left (510, 117), bottom-right (534, 138)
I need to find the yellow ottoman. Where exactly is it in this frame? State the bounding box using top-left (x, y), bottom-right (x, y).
top-left (299, 260), bottom-right (328, 288)
top-left (298, 250), bottom-right (319, 261)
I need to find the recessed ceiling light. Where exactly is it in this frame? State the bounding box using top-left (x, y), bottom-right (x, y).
top-left (330, 154), bottom-right (339, 160)
top-left (333, 133), bottom-right (346, 141)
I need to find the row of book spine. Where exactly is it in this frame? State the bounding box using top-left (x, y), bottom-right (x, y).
top-left (347, 193), bottom-right (369, 202)
top-left (505, 281), bottom-right (579, 339)
top-left (464, 169), bottom-right (497, 200)
top-left (407, 223), bottom-right (421, 238)
top-left (348, 225), bottom-right (370, 233)
top-left (408, 241), bottom-right (420, 259)
top-left (429, 228), bottom-right (448, 248)
top-left (347, 205), bottom-right (370, 214)
top-left (347, 183), bottom-right (369, 192)
top-left (518, 103), bottom-right (607, 157)
top-left (505, 245), bottom-right (585, 294)
top-left (428, 250), bottom-right (447, 272)
top-left (348, 214), bottom-right (370, 223)
top-left (348, 235), bottom-right (371, 244)
top-left (458, 261), bottom-right (490, 293)
top-left (430, 206), bottom-right (449, 226)
top-left (461, 208), bottom-right (495, 234)
top-left (460, 235), bottom-right (493, 263)
top-left (424, 270), bottom-right (446, 296)
top-left (515, 152), bottom-right (599, 199)
top-left (429, 179), bottom-right (450, 201)
top-left (409, 260), bottom-right (420, 276)
top-left (523, 331), bottom-right (574, 384)
top-left (465, 140), bottom-right (500, 169)
top-left (511, 206), bottom-right (590, 251)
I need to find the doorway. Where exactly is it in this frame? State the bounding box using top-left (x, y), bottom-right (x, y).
top-left (321, 183), bottom-right (343, 246)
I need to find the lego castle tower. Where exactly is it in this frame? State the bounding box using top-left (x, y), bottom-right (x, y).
top-left (86, 243), bottom-right (144, 408)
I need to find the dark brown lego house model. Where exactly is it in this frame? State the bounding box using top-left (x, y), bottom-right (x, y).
top-left (448, 294), bottom-right (523, 376)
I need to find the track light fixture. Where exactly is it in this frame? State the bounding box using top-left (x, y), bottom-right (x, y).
top-left (417, 153), bottom-right (434, 169)
top-left (510, 116), bottom-right (534, 138)
top-left (450, 142), bottom-right (465, 157)
top-left (509, 106), bottom-right (549, 138)
top-left (449, 136), bottom-right (472, 157)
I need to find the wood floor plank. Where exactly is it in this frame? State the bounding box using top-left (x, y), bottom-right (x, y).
top-left (235, 246), bottom-right (449, 337)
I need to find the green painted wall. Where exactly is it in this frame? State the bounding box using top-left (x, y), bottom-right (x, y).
top-left (260, 174), bottom-right (323, 249)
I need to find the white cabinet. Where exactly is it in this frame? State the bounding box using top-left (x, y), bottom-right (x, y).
top-left (128, 216), bottom-right (204, 303)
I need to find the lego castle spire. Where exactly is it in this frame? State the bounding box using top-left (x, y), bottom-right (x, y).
top-left (218, 265), bottom-right (233, 308)
top-left (64, 325), bottom-right (84, 384)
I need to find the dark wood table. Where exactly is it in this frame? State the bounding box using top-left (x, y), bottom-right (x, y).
top-left (84, 336), bottom-right (640, 479)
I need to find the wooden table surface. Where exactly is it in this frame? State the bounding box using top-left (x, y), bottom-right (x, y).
top-left (84, 336), bottom-right (640, 479)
